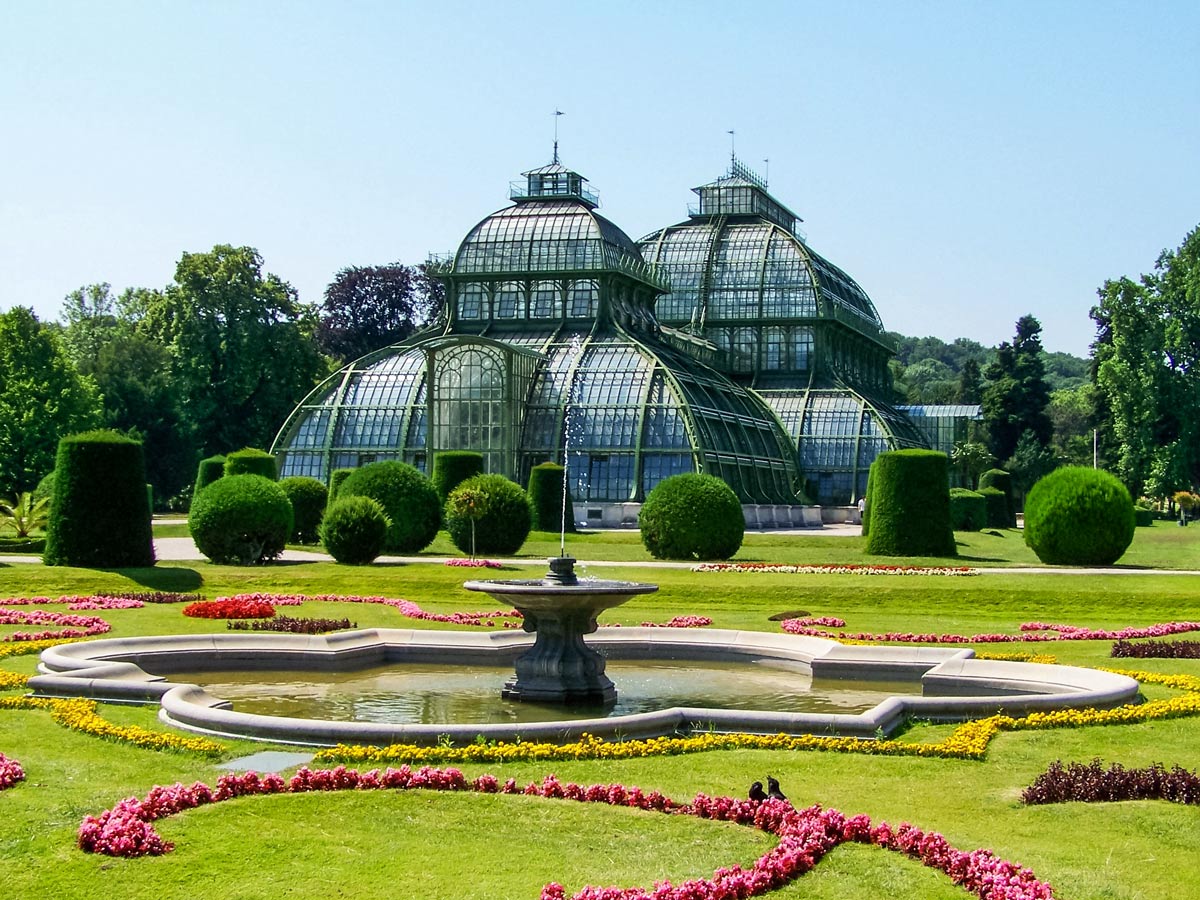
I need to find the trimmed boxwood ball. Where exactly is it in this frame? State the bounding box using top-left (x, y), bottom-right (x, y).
top-left (865, 450), bottom-right (957, 557)
top-left (43, 430), bottom-right (155, 567)
top-left (193, 455), bottom-right (226, 505)
top-left (978, 486), bottom-right (1010, 529)
top-left (431, 451), bottom-right (484, 505)
top-left (224, 448), bottom-right (278, 480)
top-left (1024, 466), bottom-right (1135, 566)
top-left (949, 488), bottom-right (987, 531)
top-left (527, 462), bottom-right (575, 533)
top-left (320, 495), bottom-right (390, 564)
top-left (279, 476), bottom-right (328, 543)
top-left (978, 468), bottom-right (1016, 526)
top-left (328, 467), bottom-right (355, 501)
top-left (338, 461), bottom-right (440, 553)
top-left (189, 474), bottom-right (293, 565)
top-left (445, 474), bottom-right (533, 556)
top-left (639, 473), bottom-right (744, 561)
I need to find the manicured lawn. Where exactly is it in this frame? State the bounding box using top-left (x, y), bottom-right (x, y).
top-left (2, 523), bottom-right (1199, 899)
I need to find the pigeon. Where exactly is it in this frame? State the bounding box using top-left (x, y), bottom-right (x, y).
top-left (748, 780), bottom-right (767, 802)
top-left (766, 775), bottom-right (787, 802)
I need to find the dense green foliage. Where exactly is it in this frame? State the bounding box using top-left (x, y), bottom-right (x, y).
top-left (982, 315), bottom-right (1053, 463)
top-left (978, 486), bottom-right (1010, 528)
top-left (978, 468), bottom-right (1015, 525)
top-left (0, 307), bottom-right (102, 493)
top-left (0, 491), bottom-right (50, 538)
top-left (193, 455), bottom-right (226, 506)
top-left (33, 471), bottom-right (55, 502)
top-left (43, 430), bottom-right (154, 567)
top-left (1024, 466), bottom-right (1135, 565)
top-left (319, 495), bottom-right (390, 564)
top-left (224, 448), bottom-right (278, 480)
top-left (1134, 507), bottom-right (1155, 527)
top-left (430, 451), bottom-right (484, 505)
top-left (527, 462), bottom-right (575, 533)
top-left (339, 461), bottom-right (440, 553)
top-left (864, 450), bottom-right (956, 557)
top-left (328, 468), bottom-right (354, 501)
top-left (188, 474), bottom-right (293, 565)
top-left (638, 473), bottom-right (744, 560)
top-left (444, 474), bottom-right (533, 556)
top-left (948, 488), bottom-right (986, 531)
top-left (279, 476), bottom-right (328, 543)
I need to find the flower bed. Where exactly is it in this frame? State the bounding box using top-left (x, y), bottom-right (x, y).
top-left (227, 616), bottom-right (357, 635)
top-left (1022, 759), bottom-right (1200, 806)
top-left (0, 592), bottom-right (198, 608)
top-left (1111, 638), bottom-right (1200, 659)
top-left (182, 598), bottom-right (276, 619)
top-left (0, 607), bottom-right (111, 641)
top-left (694, 562), bottom-right (979, 576)
top-left (0, 752), bottom-right (24, 790)
top-left (635, 615), bottom-right (713, 628)
top-left (77, 767), bottom-right (1055, 899)
top-left (781, 616), bottom-right (1200, 644)
top-left (210, 592), bottom-right (521, 628)
top-left (445, 558), bottom-right (503, 569)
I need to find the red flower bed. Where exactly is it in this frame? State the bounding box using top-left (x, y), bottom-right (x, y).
top-left (1111, 638), bottom-right (1200, 659)
top-left (227, 616), bottom-right (357, 635)
top-left (181, 599), bottom-right (276, 619)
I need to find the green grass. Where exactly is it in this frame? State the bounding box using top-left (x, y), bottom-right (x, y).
top-left (3, 525), bottom-right (1200, 899)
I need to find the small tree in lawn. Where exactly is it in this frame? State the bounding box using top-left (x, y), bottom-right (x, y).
top-left (1173, 490), bottom-right (1198, 524)
top-left (446, 484), bottom-right (490, 559)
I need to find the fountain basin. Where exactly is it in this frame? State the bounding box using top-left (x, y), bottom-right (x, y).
top-left (29, 628), bottom-right (1140, 748)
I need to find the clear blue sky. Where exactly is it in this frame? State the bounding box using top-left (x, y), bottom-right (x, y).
top-left (2, 1), bottom-right (1197, 357)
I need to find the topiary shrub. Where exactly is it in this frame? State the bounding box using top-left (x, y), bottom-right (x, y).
top-left (320, 495), bottom-right (391, 565)
top-left (527, 462), bottom-right (575, 534)
top-left (639, 473), bottom-right (744, 561)
top-left (338, 461), bottom-right (440, 553)
top-left (328, 467), bottom-right (355, 501)
top-left (949, 488), bottom-right (987, 531)
top-left (978, 486), bottom-right (1010, 529)
top-left (33, 471), bottom-right (55, 502)
top-left (193, 455), bottom-right (226, 505)
top-left (43, 430), bottom-right (155, 568)
top-left (1134, 508), bottom-right (1154, 527)
top-left (444, 474), bottom-right (533, 557)
top-left (978, 468), bottom-right (1016, 526)
top-left (224, 448), bottom-right (278, 480)
top-left (864, 450), bottom-right (957, 558)
top-left (1023, 466), bottom-right (1135, 566)
top-left (279, 476), bottom-right (328, 543)
top-left (188, 474), bottom-right (293, 565)
top-left (431, 451), bottom-right (484, 505)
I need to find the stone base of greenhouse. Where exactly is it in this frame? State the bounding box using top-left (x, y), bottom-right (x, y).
top-left (572, 501), bottom-right (830, 530)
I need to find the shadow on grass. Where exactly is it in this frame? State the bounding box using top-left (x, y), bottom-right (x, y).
top-left (111, 566), bottom-right (204, 592)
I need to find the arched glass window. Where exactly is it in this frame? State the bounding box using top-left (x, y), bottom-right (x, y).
top-left (530, 280), bottom-right (560, 319)
top-left (495, 282), bottom-right (525, 319)
top-left (458, 283), bottom-right (485, 320)
top-left (568, 280), bottom-right (598, 318)
top-left (435, 344), bottom-right (507, 472)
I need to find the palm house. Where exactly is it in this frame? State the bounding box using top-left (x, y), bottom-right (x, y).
top-left (273, 155), bottom-right (932, 520)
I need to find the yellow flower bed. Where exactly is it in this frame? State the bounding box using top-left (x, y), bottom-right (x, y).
top-left (0, 671), bottom-right (28, 690)
top-left (0, 638), bottom-right (78, 659)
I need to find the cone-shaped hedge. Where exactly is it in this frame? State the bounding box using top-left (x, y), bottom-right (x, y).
top-left (338, 461), bottom-right (440, 553)
top-left (1024, 466), bottom-right (1135, 565)
top-left (43, 430), bottom-right (155, 567)
top-left (431, 451), bottom-right (484, 505)
top-left (864, 450), bottom-right (956, 557)
top-left (224, 448), bottom-right (278, 480)
top-left (527, 462), bottom-right (575, 533)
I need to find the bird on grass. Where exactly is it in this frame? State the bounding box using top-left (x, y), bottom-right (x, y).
top-left (748, 781), bottom-right (767, 802)
top-left (766, 775), bottom-right (787, 802)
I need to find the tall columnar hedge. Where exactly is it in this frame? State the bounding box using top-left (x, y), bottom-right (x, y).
top-left (43, 430), bottom-right (155, 567)
top-left (978, 487), bottom-right (1010, 529)
top-left (1023, 467), bottom-right (1135, 566)
top-left (328, 467), bottom-right (355, 501)
top-left (978, 468), bottom-right (1016, 526)
top-left (864, 450), bottom-right (957, 557)
top-left (279, 476), bottom-right (328, 544)
top-left (193, 455), bottom-right (226, 505)
top-left (338, 460), bottom-right (441, 553)
top-left (527, 462), bottom-right (575, 534)
top-left (224, 448), bottom-right (278, 480)
top-left (431, 451), bottom-right (484, 505)
top-left (949, 488), bottom-right (987, 531)
top-left (639, 473), bottom-right (744, 561)
top-left (444, 474), bottom-right (533, 556)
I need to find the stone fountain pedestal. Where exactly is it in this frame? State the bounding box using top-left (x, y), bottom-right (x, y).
top-left (463, 557), bottom-right (657, 705)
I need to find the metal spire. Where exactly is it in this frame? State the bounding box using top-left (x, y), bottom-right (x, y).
top-left (553, 109), bottom-right (564, 164)
top-left (763, 158), bottom-right (769, 187)
top-left (727, 129), bottom-right (735, 165)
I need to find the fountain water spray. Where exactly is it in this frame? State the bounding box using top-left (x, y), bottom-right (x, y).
top-left (559, 333), bottom-right (584, 561)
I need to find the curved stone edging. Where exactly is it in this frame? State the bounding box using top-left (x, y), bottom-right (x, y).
top-left (30, 627), bottom-right (1140, 748)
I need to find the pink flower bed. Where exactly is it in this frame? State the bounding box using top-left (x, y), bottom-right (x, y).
top-left (695, 562), bottom-right (979, 576)
top-left (0, 592), bottom-right (196, 609)
top-left (0, 607), bottom-right (111, 641)
top-left (181, 599), bottom-right (276, 620)
top-left (210, 592), bottom-right (522, 628)
top-left (445, 559), bottom-right (503, 569)
top-left (77, 767), bottom-right (1054, 899)
top-left (0, 753), bottom-right (24, 790)
top-left (781, 616), bottom-right (1200, 645)
top-left (636, 616), bottom-right (714, 628)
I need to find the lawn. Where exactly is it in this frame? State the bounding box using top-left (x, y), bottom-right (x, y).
top-left (2, 522), bottom-right (1199, 899)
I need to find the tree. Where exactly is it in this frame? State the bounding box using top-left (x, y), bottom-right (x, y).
top-left (1005, 429), bottom-right (1059, 504)
top-left (981, 315), bottom-right (1052, 463)
top-left (900, 358), bottom-right (957, 404)
top-left (955, 358), bottom-right (982, 404)
top-left (951, 440), bottom-right (992, 489)
top-left (315, 262), bottom-right (444, 363)
top-left (1047, 384), bottom-right (1099, 468)
top-left (0, 307), bottom-right (103, 493)
top-left (136, 245), bottom-right (326, 458)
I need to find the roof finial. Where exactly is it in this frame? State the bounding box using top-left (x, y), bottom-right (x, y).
top-left (727, 129), bottom-right (736, 166)
top-left (763, 158), bottom-right (769, 187)
top-left (553, 109), bottom-right (565, 164)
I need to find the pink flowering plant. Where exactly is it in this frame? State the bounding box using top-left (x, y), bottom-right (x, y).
top-left (782, 616), bottom-right (1200, 645)
top-left (0, 752), bottom-right (24, 790)
top-left (695, 562), bottom-right (979, 576)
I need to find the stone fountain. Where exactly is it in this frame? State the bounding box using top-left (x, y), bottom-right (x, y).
top-left (463, 556), bottom-right (657, 705)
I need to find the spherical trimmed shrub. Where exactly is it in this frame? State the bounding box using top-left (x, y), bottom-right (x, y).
top-left (978, 468), bottom-right (1016, 526)
top-left (320, 495), bottom-right (391, 565)
top-left (188, 474), bottom-right (293, 565)
top-left (192, 455), bottom-right (226, 505)
top-left (338, 461), bottom-right (440, 553)
top-left (444, 474), bottom-right (533, 556)
top-left (949, 488), bottom-right (987, 531)
top-left (279, 476), bottom-right (328, 543)
top-left (43, 430), bottom-right (155, 568)
top-left (978, 486), bottom-right (1010, 529)
top-left (328, 467), bottom-right (355, 501)
top-left (864, 450), bottom-right (957, 558)
top-left (639, 473), bottom-right (744, 561)
top-left (1023, 466), bottom-right (1135, 566)
top-left (224, 448), bottom-right (278, 480)
top-left (431, 451), bottom-right (484, 505)
top-left (527, 462), bottom-right (575, 534)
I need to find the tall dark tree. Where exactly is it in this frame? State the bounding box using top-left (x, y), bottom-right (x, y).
top-left (955, 358), bottom-right (982, 404)
top-left (981, 314), bottom-right (1052, 463)
top-left (316, 262), bottom-right (444, 363)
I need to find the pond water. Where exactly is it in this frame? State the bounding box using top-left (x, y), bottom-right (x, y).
top-left (169, 659), bottom-right (921, 725)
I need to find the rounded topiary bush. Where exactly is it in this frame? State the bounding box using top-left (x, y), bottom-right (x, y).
top-left (1023, 466), bottom-right (1135, 566)
top-left (320, 495), bottom-right (391, 565)
top-left (445, 474), bottom-right (532, 556)
top-left (224, 448), bottom-right (278, 480)
top-left (279, 476), bottom-right (328, 543)
top-left (864, 450), bottom-right (956, 557)
top-left (431, 451), bottom-right (485, 506)
top-left (639, 472), bottom-right (744, 561)
top-left (978, 468), bottom-right (1015, 526)
top-left (338, 461), bottom-right (440, 553)
top-left (949, 488), bottom-right (987, 531)
top-left (193, 455), bottom-right (226, 505)
top-left (527, 462), bottom-right (575, 534)
top-left (189, 474), bottom-right (293, 565)
top-left (328, 467), bottom-right (355, 501)
top-left (43, 430), bottom-right (155, 568)
top-left (978, 486), bottom-right (1009, 529)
